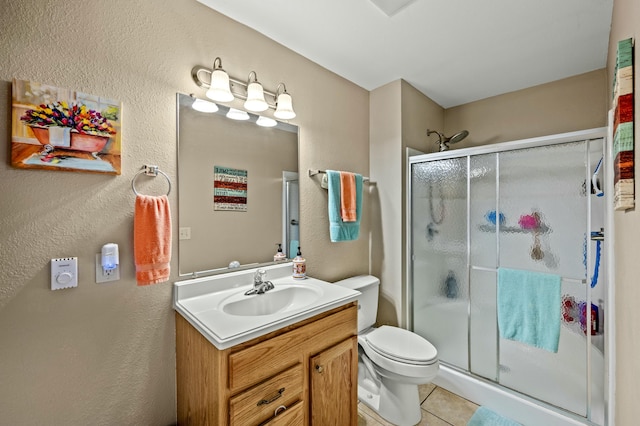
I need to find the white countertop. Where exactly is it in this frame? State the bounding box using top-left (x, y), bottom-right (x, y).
top-left (173, 262), bottom-right (360, 349)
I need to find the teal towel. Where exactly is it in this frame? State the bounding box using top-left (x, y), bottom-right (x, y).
top-left (289, 240), bottom-right (299, 258)
top-left (497, 268), bottom-right (561, 353)
top-left (326, 170), bottom-right (363, 242)
top-left (468, 406), bottom-right (521, 426)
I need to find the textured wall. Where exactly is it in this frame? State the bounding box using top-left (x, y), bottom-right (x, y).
top-left (0, 0), bottom-right (369, 424)
top-left (606, 0), bottom-right (640, 422)
top-left (370, 80), bottom-right (445, 328)
top-left (444, 69), bottom-right (608, 148)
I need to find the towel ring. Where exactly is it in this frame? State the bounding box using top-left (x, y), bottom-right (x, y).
top-left (131, 165), bottom-right (171, 196)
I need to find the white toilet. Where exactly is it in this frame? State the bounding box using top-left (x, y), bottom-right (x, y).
top-left (335, 275), bottom-right (439, 426)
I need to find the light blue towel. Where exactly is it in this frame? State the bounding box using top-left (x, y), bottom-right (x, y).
top-left (326, 170), bottom-right (363, 242)
top-left (467, 406), bottom-right (521, 426)
top-left (289, 240), bottom-right (299, 258)
top-left (497, 268), bottom-right (561, 353)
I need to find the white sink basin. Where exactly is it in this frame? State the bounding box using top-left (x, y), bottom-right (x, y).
top-left (221, 285), bottom-right (322, 316)
top-left (173, 263), bottom-right (360, 349)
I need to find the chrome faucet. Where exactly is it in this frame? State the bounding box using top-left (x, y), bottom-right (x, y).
top-left (244, 269), bottom-right (275, 295)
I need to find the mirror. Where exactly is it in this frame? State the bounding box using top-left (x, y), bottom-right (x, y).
top-left (177, 93), bottom-right (299, 276)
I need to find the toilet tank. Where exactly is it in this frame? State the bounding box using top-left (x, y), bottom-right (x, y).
top-left (334, 275), bottom-right (380, 333)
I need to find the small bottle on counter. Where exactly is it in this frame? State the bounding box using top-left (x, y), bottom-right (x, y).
top-left (274, 243), bottom-right (287, 262)
top-left (292, 247), bottom-right (306, 279)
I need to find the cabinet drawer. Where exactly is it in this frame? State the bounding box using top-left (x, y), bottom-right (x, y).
top-left (229, 304), bottom-right (356, 392)
top-left (229, 364), bottom-right (302, 426)
top-left (260, 400), bottom-right (303, 425)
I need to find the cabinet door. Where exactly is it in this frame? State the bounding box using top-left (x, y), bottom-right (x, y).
top-left (309, 337), bottom-right (357, 425)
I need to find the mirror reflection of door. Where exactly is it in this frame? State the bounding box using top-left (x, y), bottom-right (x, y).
top-left (283, 171), bottom-right (299, 258)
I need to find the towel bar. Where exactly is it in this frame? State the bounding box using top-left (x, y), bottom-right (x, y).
top-left (470, 265), bottom-right (586, 284)
top-left (308, 169), bottom-right (372, 183)
top-left (132, 164), bottom-right (172, 196)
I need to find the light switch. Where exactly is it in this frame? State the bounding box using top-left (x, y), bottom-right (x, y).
top-left (51, 257), bottom-right (78, 290)
top-left (179, 227), bottom-right (191, 240)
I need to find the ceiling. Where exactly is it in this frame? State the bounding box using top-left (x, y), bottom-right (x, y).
top-left (198, 0), bottom-right (613, 108)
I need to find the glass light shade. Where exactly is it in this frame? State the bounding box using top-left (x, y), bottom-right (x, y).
top-left (226, 108), bottom-right (250, 121)
top-left (274, 92), bottom-right (296, 119)
top-left (256, 116), bottom-right (277, 127)
top-left (206, 69), bottom-right (234, 102)
top-left (191, 98), bottom-right (219, 113)
top-left (244, 82), bottom-right (269, 112)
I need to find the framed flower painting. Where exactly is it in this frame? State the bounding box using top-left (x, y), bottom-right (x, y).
top-left (11, 79), bottom-right (122, 174)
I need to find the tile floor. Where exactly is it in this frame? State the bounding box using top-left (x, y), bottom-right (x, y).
top-left (358, 384), bottom-right (480, 426)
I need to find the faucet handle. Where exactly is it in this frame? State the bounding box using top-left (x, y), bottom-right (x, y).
top-left (254, 269), bottom-right (266, 283)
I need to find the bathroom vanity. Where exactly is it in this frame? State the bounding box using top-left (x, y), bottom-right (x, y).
top-left (173, 263), bottom-right (360, 425)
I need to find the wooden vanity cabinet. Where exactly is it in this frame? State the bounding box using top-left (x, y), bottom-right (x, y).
top-left (176, 302), bottom-right (358, 425)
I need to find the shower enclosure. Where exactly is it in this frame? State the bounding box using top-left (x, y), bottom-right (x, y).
top-left (408, 129), bottom-right (610, 425)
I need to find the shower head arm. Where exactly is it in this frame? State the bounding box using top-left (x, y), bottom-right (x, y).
top-left (427, 129), bottom-right (469, 151)
top-left (427, 129), bottom-right (449, 151)
top-left (426, 129), bottom-right (445, 144)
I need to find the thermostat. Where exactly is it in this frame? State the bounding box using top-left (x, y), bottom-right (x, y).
top-left (51, 257), bottom-right (78, 290)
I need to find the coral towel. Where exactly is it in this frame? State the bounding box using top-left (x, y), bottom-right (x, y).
top-left (340, 171), bottom-right (357, 222)
top-left (134, 195), bottom-right (171, 285)
top-left (327, 170), bottom-right (363, 242)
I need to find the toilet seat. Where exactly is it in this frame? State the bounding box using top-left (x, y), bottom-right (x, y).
top-left (365, 325), bottom-right (438, 365)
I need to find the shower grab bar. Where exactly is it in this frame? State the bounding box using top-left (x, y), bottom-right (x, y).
top-left (470, 265), bottom-right (586, 284)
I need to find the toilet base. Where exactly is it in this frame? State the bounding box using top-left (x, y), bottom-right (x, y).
top-left (357, 378), bottom-right (423, 426)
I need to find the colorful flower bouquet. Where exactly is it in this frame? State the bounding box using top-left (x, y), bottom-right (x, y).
top-left (21, 101), bottom-right (116, 136)
top-left (20, 101), bottom-right (117, 152)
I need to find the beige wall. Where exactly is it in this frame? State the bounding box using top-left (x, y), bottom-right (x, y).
top-left (370, 80), bottom-right (444, 327)
top-left (607, 0), bottom-right (640, 422)
top-left (0, 1), bottom-right (369, 424)
top-left (370, 81), bottom-right (403, 326)
top-left (444, 69), bottom-right (608, 148)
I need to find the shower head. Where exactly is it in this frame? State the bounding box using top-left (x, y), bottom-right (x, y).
top-left (448, 130), bottom-right (469, 144)
top-left (427, 129), bottom-right (470, 151)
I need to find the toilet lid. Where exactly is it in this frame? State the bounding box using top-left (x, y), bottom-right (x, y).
top-left (365, 325), bottom-right (438, 364)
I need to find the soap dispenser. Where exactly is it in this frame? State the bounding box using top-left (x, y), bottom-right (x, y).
top-left (274, 244), bottom-right (286, 262)
top-left (292, 247), bottom-right (306, 279)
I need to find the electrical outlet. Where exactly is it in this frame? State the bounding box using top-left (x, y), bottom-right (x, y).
top-left (96, 254), bottom-right (120, 283)
top-left (179, 227), bottom-right (191, 240)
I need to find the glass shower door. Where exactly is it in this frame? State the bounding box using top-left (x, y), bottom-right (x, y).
top-left (410, 135), bottom-right (606, 423)
top-left (410, 157), bottom-right (468, 370)
top-left (496, 140), bottom-right (603, 418)
top-left (468, 153), bottom-right (499, 381)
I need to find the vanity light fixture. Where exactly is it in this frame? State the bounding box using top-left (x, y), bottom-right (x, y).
top-left (190, 95), bottom-right (219, 113)
top-left (191, 57), bottom-right (297, 119)
top-left (274, 83), bottom-right (296, 120)
top-left (244, 71), bottom-right (269, 112)
top-left (256, 116), bottom-right (278, 127)
top-left (226, 108), bottom-right (250, 121)
top-left (206, 57), bottom-right (234, 102)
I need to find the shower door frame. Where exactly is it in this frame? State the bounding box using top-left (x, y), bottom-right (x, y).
top-left (406, 127), bottom-right (614, 424)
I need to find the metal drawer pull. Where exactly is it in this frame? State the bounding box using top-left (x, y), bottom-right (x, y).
top-left (257, 387), bottom-right (285, 406)
top-left (274, 405), bottom-right (287, 416)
